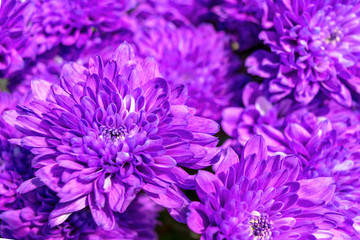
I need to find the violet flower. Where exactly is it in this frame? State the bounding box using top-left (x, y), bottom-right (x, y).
top-left (254, 0), bottom-right (360, 105)
top-left (0, 0), bottom-right (36, 87)
top-left (0, 186), bottom-right (161, 240)
top-left (133, 17), bottom-right (240, 120)
top-left (31, 0), bottom-right (137, 54)
top-left (187, 135), bottom-right (344, 239)
top-left (134, 0), bottom-right (252, 27)
top-left (130, 0), bottom-right (197, 26)
top-left (222, 82), bottom-right (294, 153)
top-left (222, 84), bottom-right (360, 237)
top-left (0, 91), bottom-right (33, 211)
top-left (3, 42), bottom-right (220, 229)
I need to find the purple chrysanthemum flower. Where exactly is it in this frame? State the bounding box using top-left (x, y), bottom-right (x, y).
top-left (0, 91), bottom-right (33, 213)
top-left (31, 0), bottom-right (137, 54)
top-left (0, 185), bottom-right (161, 240)
top-left (0, 0), bottom-right (36, 86)
top-left (253, 0), bottom-right (360, 105)
top-left (0, 130), bottom-right (33, 211)
top-left (66, 30), bottom-right (135, 67)
top-left (131, 0), bottom-right (198, 26)
top-left (3, 42), bottom-right (220, 229)
top-left (187, 136), bottom-right (344, 239)
top-left (222, 85), bottom-right (360, 237)
top-left (7, 54), bottom-right (65, 98)
top-left (133, 17), bottom-right (240, 120)
top-left (222, 82), bottom-right (294, 152)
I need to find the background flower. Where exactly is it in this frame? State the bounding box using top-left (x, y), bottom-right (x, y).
top-left (0, 91), bottom-right (33, 211)
top-left (0, 0), bottom-right (36, 90)
top-left (31, 0), bottom-right (137, 54)
top-left (133, 17), bottom-right (241, 120)
top-left (0, 188), bottom-right (162, 240)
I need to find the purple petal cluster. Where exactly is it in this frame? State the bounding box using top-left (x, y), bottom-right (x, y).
top-left (222, 83), bottom-right (360, 237)
top-left (131, 0), bottom-right (198, 26)
top-left (133, 17), bottom-right (241, 120)
top-left (3, 42), bottom-right (220, 229)
top-left (141, 0), bottom-right (270, 51)
top-left (188, 136), bottom-right (344, 239)
top-left (0, 91), bottom-right (33, 211)
top-left (250, 0), bottom-right (360, 105)
top-left (0, 90), bottom-right (162, 239)
top-left (0, 187), bottom-right (161, 239)
top-left (31, 0), bottom-right (137, 54)
top-left (1, 0), bottom-right (360, 239)
top-left (0, 0), bottom-right (35, 88)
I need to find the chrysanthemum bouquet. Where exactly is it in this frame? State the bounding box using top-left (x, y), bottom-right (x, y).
top-left (1, 0), bottom-right (360, 239)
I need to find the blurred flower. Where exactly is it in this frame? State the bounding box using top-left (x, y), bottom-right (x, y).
top-left (0, 0), bottom-right (36, 88)
top-left (31, 0), bottom-right (138, 54)
top-left (207, 0), bottom-right (270, 51)
top-left (0, 186), bottom-right (161, 240)
top-left (131, 0), bottom-right (198, 26)
top-left (3, 42), bottom-right (221, 229)
top-left (0, 91), bottom-right (33, 210)
top-left (133, 17), bottom-right (241, 120)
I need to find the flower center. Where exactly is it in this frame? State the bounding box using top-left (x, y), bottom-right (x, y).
top-left (100, 125), bottom-right (128, 142)
top-left (249, 212), bottom-right (272, 239)
top-left (325, 29), bottom-right (342, 44)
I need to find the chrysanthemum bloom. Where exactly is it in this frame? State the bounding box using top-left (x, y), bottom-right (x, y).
top-left (255, 0), bottom-right (360, 105)
top-left (187, 136), bottom-right (344, 239)
top-left (282, 101), bottom-right (360, 237)
top-left (130, 0), bottom-right (197, 26)
top-left (0, 0), bottom-right (36, 88)
top-left (31, 0), bottom-right (137, 54)
top-left (133, 17), bottom-right (240, 120)
top-left (0, 91), bottom-right (33, 211)
top-left (0, 124), bottom-right (33, 211)
top-left (222, 87), bottom-right (360, 237)
top-left (222, 81), bottom-right (359, 155)
top-left (279, 103), bottom-right (360, 237)
top-left (222, 82), bottom-right (297, 153)
top-left (8, 53), bottom-right (66, 98)
top-left (0, 186), bottom-right (161, 240)
top-left (4, 42), bottom-right (220, 229)
top-left (68, 29), bottom-right (135, 67)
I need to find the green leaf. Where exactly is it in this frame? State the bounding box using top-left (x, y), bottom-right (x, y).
top-left (0, 79), bottom-right (9, 92)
